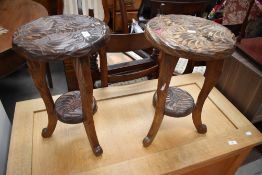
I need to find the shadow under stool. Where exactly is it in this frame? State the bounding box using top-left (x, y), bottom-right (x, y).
top-left (12, 15), bottom-right (110, 156)
top-left (143, 15), bottom-right (236, 147)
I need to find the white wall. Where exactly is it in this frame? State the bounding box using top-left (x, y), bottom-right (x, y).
top-left (0, 100), bottom-right (11, 175)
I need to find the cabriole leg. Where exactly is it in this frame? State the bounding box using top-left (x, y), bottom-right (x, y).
top-left (73, 56), bottom-right (103, 156)
top-left (143, 52), bottom-right (178, 147)
top-left (27, 60), bottom-right (58, 138)
top-left (192, 59), bottom-right (224, 133)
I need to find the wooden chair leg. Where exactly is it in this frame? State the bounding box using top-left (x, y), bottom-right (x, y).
top-left (192, 59), bottom-right (224, 134)
top-left (73, 56), bottom-right (103, 156)
top-left (184, 60), bottom-right (195, 74)
top-left (148, 48), bottom-right (160, 79)
top-left (90, 53), bottom-right (100, 87)
top-left (27, 60), bottom-right (58, 138)
top-left (46, 63), bottom-right (53, 88)
top-left (143, 52), bottom-right (178, 147)
top-left (99, 48), bottom-right (109, 87)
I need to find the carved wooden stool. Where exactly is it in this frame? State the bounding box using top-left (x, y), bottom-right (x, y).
top-left (143, 15), bottom-right (236, 147)
top-left (12, 15), bottom-right (110, 156)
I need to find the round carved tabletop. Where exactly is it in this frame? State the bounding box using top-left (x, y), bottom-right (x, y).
top-left (55, 91), bottom-right (97, 124)
top-left (145, 15), bottom-right (236, 61)
top-left (12, 15), bottom-right (110, 61)
top-left (153, 87), bottom-right (195, 117)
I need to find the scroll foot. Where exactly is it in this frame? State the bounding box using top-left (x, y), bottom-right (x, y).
top-left (93, 145), bottom-right (103, 156)
top-left (143, 136), bottom-right (153, 147)
top-left (42, 128), bottom-right (53, 138)
top-left (196, 124), bottom-right (207, 134)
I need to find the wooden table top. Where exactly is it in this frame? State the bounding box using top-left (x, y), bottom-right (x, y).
top-left (145, 15), bottom-right (236, 61)
top-left (13, 15), bottom-right (111, 61)
top-left (7, 74), bottom-right (262, 175)
top-left (0, 0), bottom-right (48, 53)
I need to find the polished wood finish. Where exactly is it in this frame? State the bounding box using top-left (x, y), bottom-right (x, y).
top-left (117, 0), bottom-right (129, 33)
top-left (144, 15), bottom-right (236, 146)
top-left (12, 15), bottom-right (110, 156)
top-left (0, 0), bottom-right (48, 53)
top-left (0, 0), bottom-right (48, 77)
top-left (113, 0), bottom-right (142, 32)
top-left (56, 0), bottom-right (63, 14)
top-left (7, 74), bottom-right (262, 175)
top-left (100, 32), bottom-right (159, 87)
top-left (102, 0), bottom-right (111, 24)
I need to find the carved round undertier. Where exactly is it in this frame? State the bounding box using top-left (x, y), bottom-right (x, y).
top-left (55, 91), bottom-right (97, 124)
top-left (153, 87), bottom-right (195, 117)
top-left (145, 15), bottom-right (236, 61)
top-left (12, 15), bottom-right (110, 61)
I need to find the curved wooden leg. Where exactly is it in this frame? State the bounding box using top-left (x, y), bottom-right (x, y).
top-left (27, 60), bottom-right (57, 138)
top-left (143, 52), bottom-right (178, 147)
top-left (192, 60), bottom-right (224, 134)
top-left (73, 56), bottom-right (103, 156)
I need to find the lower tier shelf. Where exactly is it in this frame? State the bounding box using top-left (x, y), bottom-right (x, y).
top-left (55, 91), bottom-right (97, 124)
top-left (153, 86), bottom-right (195, 117)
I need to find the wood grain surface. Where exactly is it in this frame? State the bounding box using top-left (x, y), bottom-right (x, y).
top-left (7, 74), bottom-right (262, 175)
top-left (0, 0), bottom-right (48, 77)
top-left (12, 15), bottom-right (110, 61)
top-left (0, 0), bottom-right (48, 53)
top-left (145, 15), bottom-right (236, 61)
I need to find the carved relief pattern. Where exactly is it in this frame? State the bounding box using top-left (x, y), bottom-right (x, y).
top-left (146, 15), bottom-right (236, 58)
top-left (55, 91), bottom-right (97, 124)
top-left (153, 87), bottom-right (195, 117)
top-left (13, 15), bottom-right (110, 61)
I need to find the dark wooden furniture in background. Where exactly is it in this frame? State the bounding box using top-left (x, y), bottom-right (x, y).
top-left (12, 15), bottom-right (110, 156)
top-left (143, 15), bottom-right (236, 147)
top-left (149, 0), bottom-right (209, 18)
top-left (99, 32), bottom-right (158, 87)
top-left (41, 0), bottom-right (141, 32)
top-left (217, 52), bottom-right (262, 124)
top-left (0, 0), bottom-right (48, 78)
top-left (112, 0), bottom-right (142, 32)
top-left (99, 0), bottom-right (159, 87)
top-left (235, 0), bottom-right (262, 66)
top-left (56, 0), bottom-right (159, 90)
top-left (33, 0), bottom-right (57, 15)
